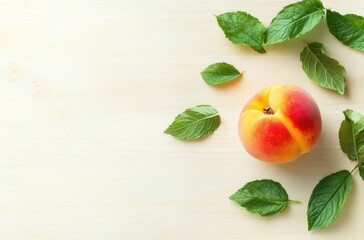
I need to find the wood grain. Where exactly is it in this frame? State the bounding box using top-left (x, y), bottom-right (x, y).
top-left (0, 0), bottom-right (363, 239)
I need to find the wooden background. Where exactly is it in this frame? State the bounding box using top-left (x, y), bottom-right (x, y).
top-left (0, 0), bottom-right (363, 239)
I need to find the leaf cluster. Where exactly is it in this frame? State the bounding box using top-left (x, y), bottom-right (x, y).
top-left (216, 0), bottom-right (363, 94)
top-left (217, 0), bottom-right (363, 53)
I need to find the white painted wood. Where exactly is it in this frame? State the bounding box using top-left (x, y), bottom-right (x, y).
top-left (0, 0), bottom-right (363, 239)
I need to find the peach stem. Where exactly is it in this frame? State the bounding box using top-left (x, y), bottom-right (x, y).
top-left (263, 106), bottom-right (274, 115)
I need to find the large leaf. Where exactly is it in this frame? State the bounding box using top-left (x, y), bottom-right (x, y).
top-left (300, 42), bottom-right (346, 94)
top-left (265, 0), bottom-right (324, 45)
top-left (339, 109), bottom-right (364, 161)
top-left (307, 170), bottom-right (352, 230)
top-left (326, 10), bottom-right (364, 52)
top-left (201, 62), bottom-right (242, 85)
top-left (216, 11), bottom-right (266, 53)
top-left (164, 105), bottom-right (221, 140)
top-left (230, 179), bottom-right (292, 216)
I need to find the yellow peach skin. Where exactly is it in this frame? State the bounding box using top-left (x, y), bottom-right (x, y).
top-left (238, 84), bottom-right (322, 163)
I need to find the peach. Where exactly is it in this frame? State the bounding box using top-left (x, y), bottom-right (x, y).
top-left (238, 84), bottom-right (322, 163)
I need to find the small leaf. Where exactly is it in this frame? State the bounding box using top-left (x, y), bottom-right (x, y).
top-left (326, 10), bottom-right (364, 52)
top-left (307, 170), bottom-right (352, 230)
top-left (300, 42), bottom-right (346, 94)
top-left (216, 11), bottom-right (266, 53)
top-left (164, 105), bottom-right (221, 140)
top-left (201, 62), bottom-right (242, 85)
top-left (265, 0), bottom-right (324, 45)
top-left (230, 179), bottom-right (295, 216)
top-left (339, 109), bottom-right (364, 161)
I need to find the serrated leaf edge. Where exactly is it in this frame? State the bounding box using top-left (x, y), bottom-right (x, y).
top-left (301, 42), bottom-right (346, 94)
top-left (308, 170), bottom-right (352, 230)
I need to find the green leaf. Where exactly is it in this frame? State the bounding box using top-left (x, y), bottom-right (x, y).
top-left (230, 179), bottom-right (295, 216)
top-left (307, 170), bottom-right (352, 231)
top-left (339, 109), bottom-right (364, 161)
top-left (201, 62), bottom-right (242, 85)
top-left (265, 0), bottom-right (324, 45)
top-left (343, 109), bottom-right (364, 135)
top-left (326, 10), bottom-right (364, 52)
top-left (300, 42), bottom-right (346, 94)
top-left (216, 11), bottom-right (266, 53)
top-left (359, 166), bottom-right (364, 181)
top-left (164, 105), bottom-right (221, 140)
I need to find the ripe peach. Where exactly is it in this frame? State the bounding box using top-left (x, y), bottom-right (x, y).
top-left (238, 84), bottom-right (322, 163)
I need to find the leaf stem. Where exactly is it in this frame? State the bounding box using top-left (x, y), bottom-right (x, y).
top-left (351, 164), bottom-right (359, 174)
top-left (288, 199), bottom-right (301, 204)
top-left (352, 154), bottom-right (364, 175)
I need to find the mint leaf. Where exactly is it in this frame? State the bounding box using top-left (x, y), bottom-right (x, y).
top-left (339, 109), bottom-right (364, 161)
top-left (201, 62), bottom-right (242, 85)
top-left (307, 170), bottom-right (352, 230)
top-left (326, 10), bottom-right (364, 52)
top-left (359, 166), bottom-right (364, 181)
top-left (230, 179), bottom-right (297, 216)
top-left (164, 105), bottom-right (221, 140)
top-left (216, 11), bottom-right (266, 53)
top-left (300, 42), bottom-right (346, 94)
top-left (343, 109), bottom-right (364, 135)
top-left (265, 0), bottom-right (324, 45)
